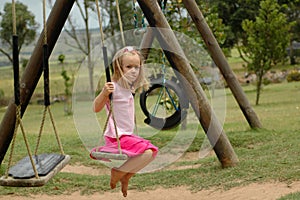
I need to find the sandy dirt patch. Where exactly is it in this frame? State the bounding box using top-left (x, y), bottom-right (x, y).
top-left (1, 182), bottom-right (300, 200)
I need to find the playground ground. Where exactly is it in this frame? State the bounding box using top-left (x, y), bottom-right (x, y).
top-left (1, 159), bottom-right (300, 200)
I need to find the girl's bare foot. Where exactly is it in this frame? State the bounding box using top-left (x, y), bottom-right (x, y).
top-left (110, 168), bottom-right (126, 189)
top-left (120, 173), bottom-right (135, 197)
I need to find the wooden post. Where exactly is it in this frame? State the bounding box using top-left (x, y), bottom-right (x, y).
top-left (0, 0), bottom-right (75, 164)
top-left (183, 0), bottom-right (262, 129)
top-left (137, 0), bottom-right (239, 167)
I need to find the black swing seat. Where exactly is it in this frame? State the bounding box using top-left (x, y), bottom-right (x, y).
top-left (0, 153), bottom-right (70, 187)
top-left (91, 151), bottom-right (128, 161)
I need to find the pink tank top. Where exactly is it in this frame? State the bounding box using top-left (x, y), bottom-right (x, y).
top-left (104, 82), bottom-right (135, 138)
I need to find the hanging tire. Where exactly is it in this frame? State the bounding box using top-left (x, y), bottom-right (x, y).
top-left (139, 78), bottom-right (189, 130)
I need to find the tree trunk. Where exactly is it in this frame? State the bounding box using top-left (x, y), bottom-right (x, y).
top-left (137, 0), bottom-right (239, 167)
top-left (0, 0), bottom-right (75, 164)
top-left (183, 0), bottom-right (262, 129)
top-left (255, 69), bottom-right (263, 105)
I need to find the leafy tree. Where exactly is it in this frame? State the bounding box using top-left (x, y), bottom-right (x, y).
top-left (208, 0), bottom-right (299, 61)
top-left (207, 0), bottom-right (260, 51)
top-left (164, 0), bottom-right (227, 49)
top-left (0, 2), bottom-right (38, 64)
top-left (242, 0), bottom-right (292, 105)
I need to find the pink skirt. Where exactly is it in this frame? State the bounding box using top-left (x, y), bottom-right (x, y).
top-left (90, 134), bottom-right (158, 161)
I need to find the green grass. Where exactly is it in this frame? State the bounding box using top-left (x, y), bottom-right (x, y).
top-left (0, 61), bottom-right (300, 199)
top-left (0, 62), bottom-right (77, 103)
top-left (278, 192), bottom-right (300, 200)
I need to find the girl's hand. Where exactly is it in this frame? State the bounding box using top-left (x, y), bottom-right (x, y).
top-left (103, 82), bottom-right (114, 97)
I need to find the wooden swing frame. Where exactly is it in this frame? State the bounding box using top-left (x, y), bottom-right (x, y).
top-left (1, 0), bottom-right (267, 169)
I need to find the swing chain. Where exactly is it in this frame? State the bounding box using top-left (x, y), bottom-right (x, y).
top-left (160, 0), bottom-right (167, 14)
top-left (132, 0), bottom-right (147, 35)
top-left (133, 0), bottom-right (138, 29)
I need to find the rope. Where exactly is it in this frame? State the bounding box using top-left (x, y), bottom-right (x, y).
top-left (5, 105), bottom-right (39, 179)
top-left (34, 0), bottom-right (65, 156)
top-left (34, 0), bottom-right (48, 154)
top-left (5, 105), bottom-right (19, 178)
top-left (94, 0), bottom-right (124, 156)
top-left (102, 101), bottom-right (122, 155)
top-left (95, 0), bottom-right (105, 46)
top-left (19, 107), bottom-right (39, 179)
top-left (34, 106), bottom-right (47, 155)
top-left (35, 106), bottom-right (65, 155)
top-left (116, 0), bottom-right (126, 46)
top-left (48, 106), bottom-right (65, 155)
top-left (43, 0), bottom-right (47, 45)
top-left (95, 0), bottom-right (126, 47)
top-left (12, 0), bottom-right (16, 35)
top-left (110, 103), bottom-right (122, 154)
top-left (5, 0), bottom-right (39, 180)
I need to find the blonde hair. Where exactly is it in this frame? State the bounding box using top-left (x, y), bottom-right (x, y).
top-left (111, 46), bottom-right (149, 92)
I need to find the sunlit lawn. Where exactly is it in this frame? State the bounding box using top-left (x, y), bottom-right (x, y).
top-left (0, 62), bottom-right (300, 198)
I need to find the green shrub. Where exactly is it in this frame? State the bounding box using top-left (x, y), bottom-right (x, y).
top-left (287, 70), bottom-right (300, 82)
top-left (58, 54), bottom-right (65, 64)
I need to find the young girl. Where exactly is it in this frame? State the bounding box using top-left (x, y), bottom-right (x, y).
top-left (90, 46), bottom-right (158, 197)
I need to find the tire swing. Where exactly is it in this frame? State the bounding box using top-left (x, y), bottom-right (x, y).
top-left (90, 0), bottom-right (128, 161)
top-left (140, 75), bottom-right (189, 130)
top-left (139, 1), bottom-right (189, 130)
top-left (0, 0), bottom-right (70, 187)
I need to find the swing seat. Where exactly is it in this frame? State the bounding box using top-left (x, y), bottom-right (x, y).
top-left (0, 153), bottom-right (70, 187)
top-left (91, 151), bottom-right (128, 161)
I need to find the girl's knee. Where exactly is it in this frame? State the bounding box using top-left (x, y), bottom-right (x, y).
top-left (143, 149), bottom-right (154, 159)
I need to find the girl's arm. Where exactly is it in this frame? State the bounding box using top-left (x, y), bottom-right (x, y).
top-left (93, 82), bottom-right (114, 112)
